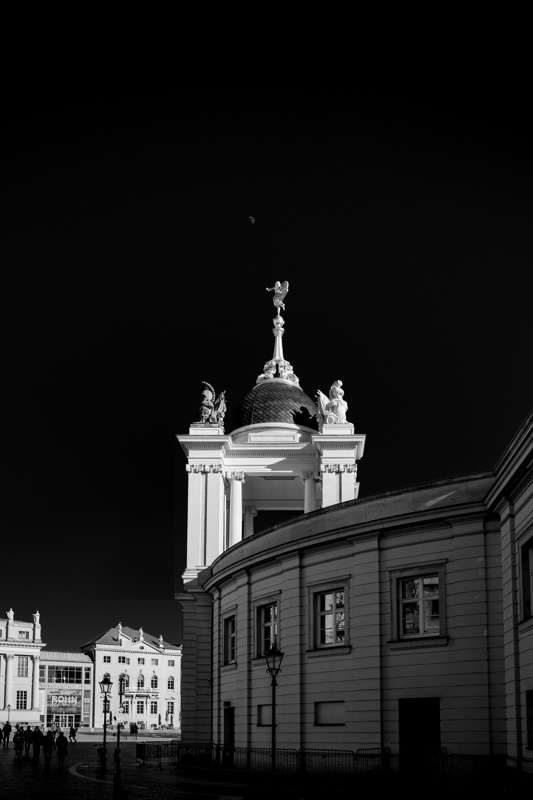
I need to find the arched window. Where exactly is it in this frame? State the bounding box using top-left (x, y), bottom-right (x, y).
top-left (151, 675), bottom-right (158, 689)
top-left (124, 674), bottom-right (130, 688)
top-left (137, 674), bottom-right (144, 689)
top-left (168, 676), bottom-right (174, 690)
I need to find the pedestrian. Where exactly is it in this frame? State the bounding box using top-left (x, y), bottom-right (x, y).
top-left (69, 725), bottom-right (77, 743)
top-left (51, 721), bottom-right (57, 740)
top-left (32, 725), bottom-right (43, 761)
top-left (43, 730), bottom-right (56, 767)
top-left (56, 732), bottom-right (68, 768)
top-left (0, 725), bottom-right (3, 746)
top-left (2, 721), bottom-right (12, 748)
top-left (23, 724), bottom-right (32, 755)
top-left (13, 727), bottom-right (24, 759)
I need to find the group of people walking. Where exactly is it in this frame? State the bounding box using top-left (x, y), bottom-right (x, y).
top-left (0, 721), bottom-right (74, 767)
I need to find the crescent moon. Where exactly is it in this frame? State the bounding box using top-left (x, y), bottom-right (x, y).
top-left (248, 216), bottom-right (255, 224)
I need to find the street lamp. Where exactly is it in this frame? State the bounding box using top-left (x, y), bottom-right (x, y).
top-left (113, 673), bottom-right (126, 798)
top-left (264, 640), bottom-right (284, 773)
top-left (99, 672), bottom-right (113, 773)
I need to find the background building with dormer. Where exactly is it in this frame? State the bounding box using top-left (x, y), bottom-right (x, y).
top-left (0, 609), bottom-right (44, 727)
top-left (81, 623), bottom-right (181, 730)
top-left (175, 283), bottom-right (533, 788)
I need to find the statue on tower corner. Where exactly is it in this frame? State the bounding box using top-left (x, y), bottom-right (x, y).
top-left (199, 382), bottom-right (227, 426)
top-left (316, 381), bottom-right (349, 427)
top-left (266, 280), bottom-right (289, 313)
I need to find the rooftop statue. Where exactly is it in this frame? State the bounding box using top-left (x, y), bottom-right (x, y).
top-left (317, 381), bottom-right (349, 427)
top-left (6, 608), bottom-right (14, 621)
top-left (266, 280), bottom-right (289, 313)
top-left (199, 382), bottom-right (227, 425)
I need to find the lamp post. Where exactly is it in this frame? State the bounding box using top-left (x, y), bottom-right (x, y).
top-left (113, 673), bottom-right (126, 799)
top-left (264, 640), bottom-right (284, 773)
top-left (7, 705), bottom-right (11, 723)
top-left (99, 672), bottom-right (113, 773)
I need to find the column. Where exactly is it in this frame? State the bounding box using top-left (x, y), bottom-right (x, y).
top-left (32, 654), bottom-right (40, 710)
top-left (243, 506), bottom-right (257, 538)
top-left (5, 654), bottom-right (14, 709)
top-left (320, 464), bottom-right (340, 507)
top-left (302, 472), bottom-right (317, 513)
top-left (229, 472), bottom-right (245, 546)
top-left (340, 465), bottom-right (357, 503)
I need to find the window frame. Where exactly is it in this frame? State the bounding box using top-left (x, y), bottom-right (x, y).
top-left (256, 601), bottom-right (279, 658)
top-left (389, 562), bottom-right (447, 645)
top-left (307, 578), bottom-right (350, 651)
top-left (223, 614), bottom-right (237, 665)
top-left (168, 676), bottom-right (175, 690)
top-left (521, 536), bottom-right (533, 621)
top-left (17, 656), bottom-right (29, 677)
top-left (16, 690), bottom-right (28, 710)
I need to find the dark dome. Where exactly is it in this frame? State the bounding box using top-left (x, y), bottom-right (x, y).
top-left (228, 380), bottom-right (318, 432)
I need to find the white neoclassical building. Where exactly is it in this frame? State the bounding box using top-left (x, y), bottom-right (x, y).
top-left (175, 281), bottom-right (533, 791)
top-left (0, 609), bottom-right (44, 727)
top-left (81, 623), bottom-right (181, 730)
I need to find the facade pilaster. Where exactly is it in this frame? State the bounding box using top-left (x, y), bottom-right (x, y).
top-left (5, 654), bottom-right (14, 709)
top-left (32, 654), bottom-right (40, 709)
top-left (228, 472), bottom-right (245, 546)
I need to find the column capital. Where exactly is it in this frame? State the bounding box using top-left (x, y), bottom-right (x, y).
top-left (186, 463), bottom-right (223, 473)
top-left (301, 471), bottom-right (317, 483)
top-left (243, 506), bottom-right (257, 517)
top-left (226, 471), bottom-right (246, 482)
top-left (33, 653), bottom-right (41, 661)
top-left (6, 653), bottom-right (15, 660)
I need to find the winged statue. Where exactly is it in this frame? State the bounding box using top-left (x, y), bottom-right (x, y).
top-left (316, 381), bottom-right (349, 427)
top-left (199, 382), bottom-right (227, 425)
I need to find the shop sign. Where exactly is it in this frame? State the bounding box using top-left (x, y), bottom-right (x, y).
top-left (47, 689), bottom-right (81, 713)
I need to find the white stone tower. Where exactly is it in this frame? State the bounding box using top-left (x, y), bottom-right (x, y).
top-left (175, 281), bottom-right (366, 741)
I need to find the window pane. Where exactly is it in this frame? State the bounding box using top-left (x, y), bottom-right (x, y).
top-left (335, 611), bottom-right (345, 642)
top-left (320, 615), bottom-right (334, 644)
top-left (401, 602), bottom-right (420, 634)
top-left (320, 593), bottom-right (334, 612)
top-left (402, 579), bottom-right (419, 599)
top-left (335, 591), bottom-right (344, 609)
top-left (423, 576), bottom-right (439, 596)
top-left (423, 599), bottom-right (440, 633)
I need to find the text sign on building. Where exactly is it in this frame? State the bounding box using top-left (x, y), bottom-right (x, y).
top-left (47, 690), bottom-right (82, 713)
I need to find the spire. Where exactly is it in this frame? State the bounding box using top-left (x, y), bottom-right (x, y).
top-left (257, 280), bottom-right (300, 386)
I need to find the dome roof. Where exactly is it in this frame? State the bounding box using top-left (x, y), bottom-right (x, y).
top-left (228, 380), bottom-right (318, 432)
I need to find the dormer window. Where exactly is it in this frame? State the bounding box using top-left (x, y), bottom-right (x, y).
top-left (19, 631), bottom-right (30, 639)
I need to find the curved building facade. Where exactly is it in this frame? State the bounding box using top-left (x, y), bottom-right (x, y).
top-left (175, 293), bottom-right (533, 783)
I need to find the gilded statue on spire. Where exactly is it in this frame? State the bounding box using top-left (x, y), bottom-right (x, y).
top-left (316, 381), bottom-right (349, 428)
top-left (266, 280), bottom-right (289, 313)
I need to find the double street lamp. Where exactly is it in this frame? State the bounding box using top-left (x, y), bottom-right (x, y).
top-left (264, 641), bottom-right (284, 773)
top-left (113, 673), bottom-right (126, 799)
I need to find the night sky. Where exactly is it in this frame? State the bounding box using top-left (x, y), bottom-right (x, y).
top-left (2, 87), bottom-right (532, 653)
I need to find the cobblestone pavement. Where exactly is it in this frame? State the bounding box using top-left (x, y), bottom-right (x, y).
top-left (0, 740), bottom-right (251, 800)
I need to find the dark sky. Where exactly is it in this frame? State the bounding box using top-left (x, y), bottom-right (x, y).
top-left (2, 87), bottom-right (532, 652)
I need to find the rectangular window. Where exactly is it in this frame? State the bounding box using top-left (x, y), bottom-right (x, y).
top-left (118, 656), bottom-right (130, 664)
top-left (223, 616), bottom-right (236, 664)
top-left (150, 701), bottom-right (158, 714)
top-left (400, 576), bottom-right (440, 637)
top-left (317, 589), bottom-right (345, 646)
top-left (16, 690), bottom-right (28, 710)
top-left (19, 630), bottom-right (30, 639)
top-left (84, 667), bottom-right (91, 684)
top-left (522, 540), bottom-right (533, 620)
top-left (314, 701), bottom-right (345, 725)
top-left (138, 658), bottom-right (145, 665)
top-left (168, 660), bottom-right (174, 667)
top-left (122, 701), bottom-right (130, 714)
top-left (39, 665), bottom-right (46, 683)
top-left (0, 628), bottom-right (3, 638)
top-left (137, 701), bottom-right (144, 714)
top-left (390, 564), bottom-right (446, 642)
top-left (257, 704), bottom-right (272, 726)
top-left (103, 656), bottom-right (111, 663)
top-left (17, 656), bottom-right (29, 677)
top-left (167, 701), bottom-right (174, 715)
top-left (257, 603), bottom-right (278, 656)
top-left (151, 658), bottom-right (158, 665)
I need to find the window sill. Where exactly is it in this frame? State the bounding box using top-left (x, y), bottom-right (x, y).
top-left (388, 636), bottom-right (448, 650)
top-left (518, 617), bottom-right (533, 634)
top-left (306, 645), bottom-right (351, 658)
top-left (221, 662), bottom-right (238, 671)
